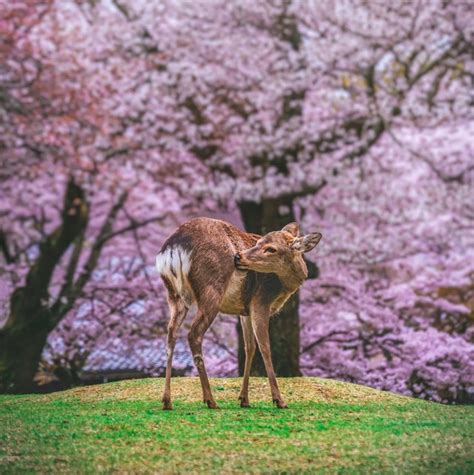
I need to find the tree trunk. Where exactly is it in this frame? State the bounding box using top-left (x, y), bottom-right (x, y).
top-left (238, 197), bottom-right (302, 377)
top-left (0, 179), bottom-right (88, 393)
top-left (0, 313), bottom-right (51, 393)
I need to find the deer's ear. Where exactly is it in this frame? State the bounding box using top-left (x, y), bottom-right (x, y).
top-left (281, 222), bottom-right (300, 237)
top-left (291, 233), bottom-right (322, 253)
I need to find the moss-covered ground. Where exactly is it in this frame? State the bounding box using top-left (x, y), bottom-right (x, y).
top-left (1, 377), bottom-right (473, 473)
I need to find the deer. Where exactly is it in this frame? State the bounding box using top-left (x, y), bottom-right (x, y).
top-left (155, 217), bottom-right (322, 410)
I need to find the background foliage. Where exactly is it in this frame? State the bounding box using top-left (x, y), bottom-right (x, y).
top-left (1, 0), bottom-right (473, 402)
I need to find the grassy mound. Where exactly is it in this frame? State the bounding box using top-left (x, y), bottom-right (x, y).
top-left (1, 377), bottom-right (473, 473)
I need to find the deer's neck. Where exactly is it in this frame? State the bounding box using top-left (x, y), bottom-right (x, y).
top-left (279, 255), bottom-right (307, 291)
top-left (270, 256), bottom-right (307, 314)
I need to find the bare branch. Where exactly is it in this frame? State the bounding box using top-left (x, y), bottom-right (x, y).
top-left (49, 191), bottom-right (128, 326)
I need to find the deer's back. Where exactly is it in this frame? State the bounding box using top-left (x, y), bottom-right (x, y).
top-left (156, 218), bottom-right (258, 310)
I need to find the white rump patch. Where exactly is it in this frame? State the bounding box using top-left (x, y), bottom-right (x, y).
top-left (156, 246), bottom-right (192, 296)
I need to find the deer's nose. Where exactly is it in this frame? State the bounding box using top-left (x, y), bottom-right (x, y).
top-left (234, 253), bottom-right (241, 266)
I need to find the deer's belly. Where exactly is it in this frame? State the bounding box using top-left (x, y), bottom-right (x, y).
top-left (219, 271), bottom-right (246, 315)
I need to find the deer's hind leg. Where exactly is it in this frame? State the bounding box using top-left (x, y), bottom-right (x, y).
top-left (238, 315), bottom-right (256, 407)
top-left (187, 286), bottom-right (225, 409)
top-left (162, 288), bottom-right (188, 410)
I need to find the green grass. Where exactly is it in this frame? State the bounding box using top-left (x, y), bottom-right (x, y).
top-left (0, 377), bottom-right (473, 474)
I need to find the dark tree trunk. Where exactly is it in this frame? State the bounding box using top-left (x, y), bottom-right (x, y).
top-left (0, 314), bottom-right (51, 393)
top-left (0, 180), bottom-right (88, 393)
top-left (238, 197), bottom-right (302, 377)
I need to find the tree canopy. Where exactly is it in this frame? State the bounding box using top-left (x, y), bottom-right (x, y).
top-left (1, 0), bottom-right (473, 401)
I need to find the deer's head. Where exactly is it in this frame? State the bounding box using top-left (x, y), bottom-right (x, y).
top-left (234, 223), bottom-right (322, 281)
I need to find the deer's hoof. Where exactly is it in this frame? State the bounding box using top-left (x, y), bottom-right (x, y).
top-left (238, 396), bottom-right (251, 408)
top-left (206, 399), bottom-right (220, 409)
top-left (273, 399), bottom-right (288, 409)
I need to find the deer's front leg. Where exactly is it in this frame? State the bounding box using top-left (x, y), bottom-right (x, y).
top-left (250, 305), bottom-right (288, 409)
top-left (238, 315), bottom-right (256, 408)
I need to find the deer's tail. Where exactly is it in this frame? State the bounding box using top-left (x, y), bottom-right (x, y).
top-left (156, 245), bottom-right (192, 302)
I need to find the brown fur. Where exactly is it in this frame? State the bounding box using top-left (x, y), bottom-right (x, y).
top-left (158, 217), bottom-right (321, 410)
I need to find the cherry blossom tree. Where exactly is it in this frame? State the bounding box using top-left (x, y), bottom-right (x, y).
top-left (0, 0), bottom-right (195, 391)
top-left (65, 0), bottom-right (471, 377)
top-left (1, 0), bottom-right (473, 400)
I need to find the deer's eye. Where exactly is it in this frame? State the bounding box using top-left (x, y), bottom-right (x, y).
top-left (264, 247), bottom-right (277, 254)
